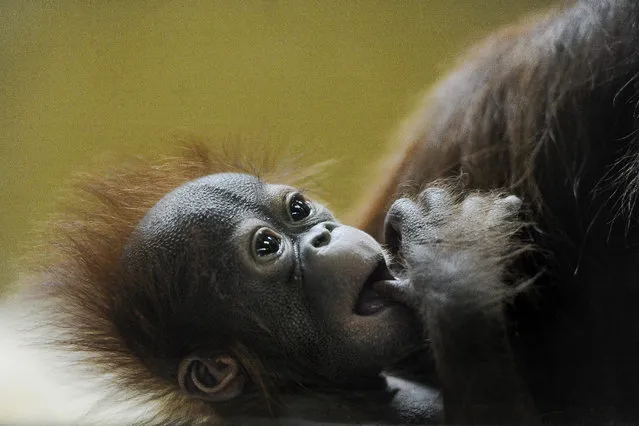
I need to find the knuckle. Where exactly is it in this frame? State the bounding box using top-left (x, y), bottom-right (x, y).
top-left (387, 198), bottom-right (410, 219)
top-left (501, 195), bottom-right (522, 212)
top-left (417, 187), bottom-right (452, 210)
top-left (387, 198), bottom-right (418, 221)
top-left (491, 195), bottom-right (522, 217)
top-left (385, 198), bottom-right (423, 235)
top-left (461, 194), bottom-right (489, 212)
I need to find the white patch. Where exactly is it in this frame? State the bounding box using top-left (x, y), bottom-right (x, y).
top-left (0, 297), bottom-right (158, 424)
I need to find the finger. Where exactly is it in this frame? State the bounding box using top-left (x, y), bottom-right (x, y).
top-left (384, 198), bottom-right (423, 251)
top-left (417, 187), bottom-right (454, 213)
top-left (461, 194), bottom-right (490, 215)
top-left (489, 195), bottom-right (522, 221)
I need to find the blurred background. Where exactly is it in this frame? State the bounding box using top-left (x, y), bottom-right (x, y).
top-left (1, 0), bottom-right (557, 422)
top-left (0, 0), bottom-right (553, 292)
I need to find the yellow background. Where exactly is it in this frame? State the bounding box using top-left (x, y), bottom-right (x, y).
top-left (0, 1), bottom-right (553, 290)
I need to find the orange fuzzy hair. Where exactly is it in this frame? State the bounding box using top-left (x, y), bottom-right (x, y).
top-left (24, 142), bottom-right (326, 423)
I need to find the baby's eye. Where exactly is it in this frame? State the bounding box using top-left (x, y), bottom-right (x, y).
top-left (253, 228), bottom-right (282, 258)
top-left (288, 193), bottom-right (312, 222)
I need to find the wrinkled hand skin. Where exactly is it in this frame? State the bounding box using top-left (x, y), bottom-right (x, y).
top-left (385, 188), bottom-right (523, 311)
top-left (384, 187), bottom-right (536, 424)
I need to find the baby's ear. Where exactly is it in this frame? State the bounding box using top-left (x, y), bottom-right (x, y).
top-left (178, 355), bottom-right (245, 402)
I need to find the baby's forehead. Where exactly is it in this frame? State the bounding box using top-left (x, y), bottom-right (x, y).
top-left (126, 173), bottom-right (271, 265)
top-left (152, 173), bottom-right (266, 220)
top-left (180, 172), bottom-right (265, 205)
top-left (171, 173), bottom-right (296, 217)
top-left (133, 173), bottom-right (289, 250)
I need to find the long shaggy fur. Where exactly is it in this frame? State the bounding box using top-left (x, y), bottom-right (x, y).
top-left (354, 0), bottom-right (639, 241)
top-left (352, 0), bottom-right (639, 421)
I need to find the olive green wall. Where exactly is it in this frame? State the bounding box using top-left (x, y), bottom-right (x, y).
top-left (0, 1), bottom-right (553, 290)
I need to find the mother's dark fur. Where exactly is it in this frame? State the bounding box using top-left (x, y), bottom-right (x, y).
top-left (355, 0), bottom-right (639, 421)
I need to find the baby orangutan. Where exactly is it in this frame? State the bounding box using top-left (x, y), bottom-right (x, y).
top-left (32, 146), bottom-right (526, 424)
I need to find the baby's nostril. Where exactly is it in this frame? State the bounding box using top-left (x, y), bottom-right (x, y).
top-left (312, 230), bottom-right (331, 248)
top-left (324, 222), bottom-right (338, 231)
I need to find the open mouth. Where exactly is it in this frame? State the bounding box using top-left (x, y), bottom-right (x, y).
top-left (354, 258), bottom-right (399, 316)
